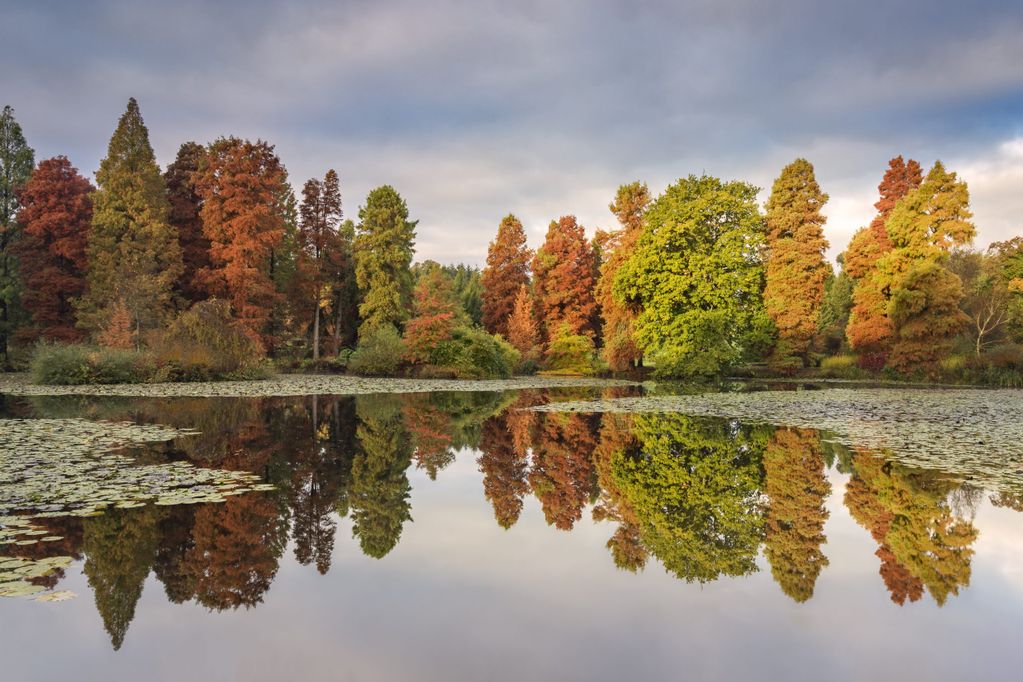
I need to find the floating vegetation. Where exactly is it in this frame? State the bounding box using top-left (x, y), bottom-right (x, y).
top-left (0, 418), bottom-right (270, 522)
top-left (529, 388), bottom-right (1023, 493)
top-left (0, 556), bottom-right (75, 600)
top-left (0, 373), bottom-right (635, 399)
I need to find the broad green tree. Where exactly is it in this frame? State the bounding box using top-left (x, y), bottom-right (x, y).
top-left (763, 159), bottom-right (829, 366)
top-left (615, 175), bottom-right (772, 377)
top-left (0, 105), bottom-right (35, 365)
top-left (353, 186), bottom-right (416, 339)
top-left (79, 98), bottom-right (182, 342)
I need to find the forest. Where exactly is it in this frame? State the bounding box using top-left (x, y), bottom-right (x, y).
top-left (2, 99), bottom-right (1021, 385)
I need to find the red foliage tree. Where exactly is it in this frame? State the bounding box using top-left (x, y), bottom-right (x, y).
top-left (528, 412), bottom-right (598, 530)
top-left (165, 142), bottom-right (210, 304)
top-left (845, 157), bottom-right (923, 368)
top-left (505, 283), bottom-right (540, 360)
top-left (13, 156), bottom-right (93, 342)
top-left (478, 408), bottom-right (531, 529)
top-left (403, 265), bottom-right (462, 364)
top-left (194, 138), bottom-right (289, 349)
top-left (481, 214), bottom-right (532, 337)
top-left (532, 215), bottom-right (598, 344)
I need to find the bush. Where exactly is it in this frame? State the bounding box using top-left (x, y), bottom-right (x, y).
top-left (30, 343), bottom-right (150, 385)
top-left (348, 325), bottom-right (406, 376)
top-left (148, 300), bottom-right (270, 381)
top-left (449, 327), bottom-right (519, 379)
top-left (542, 325), bottom-right (601, 376)
top-left (818, 355), bottom-right (867, 379)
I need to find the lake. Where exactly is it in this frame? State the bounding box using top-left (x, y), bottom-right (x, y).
top-left (2, 379), bottom-right (1022, 681)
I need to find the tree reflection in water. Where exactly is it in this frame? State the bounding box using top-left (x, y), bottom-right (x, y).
top-left (0, 389), bottom-right (997, 651)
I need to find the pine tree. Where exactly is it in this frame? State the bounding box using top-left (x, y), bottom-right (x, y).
top-left (532, 215), bottom-right (598, 344)
top-left (0, 105), bottom-right (35, 365)
top-left (13, 156), bottom-right (93, 342)
top-left (298, 169), bottom-right (347, 360)
top-left (879, 162), bottom-right (975, 372)
top-left (595, 181), bottom-right (650, 371)
top-left (79, 98), bottom-right (182, 341)
top-left (194, 137), bottom-right (290, 349)
top-left (353, 185), bottom-right (417, 339)
top-left (481, 214), bottom-right (532, 336)
top-left (846, 157), bottom-right (923, 368)
top-left (165, 141), bottom-right (209, 304)
top-left (763, 159), bottom-right (830, 366)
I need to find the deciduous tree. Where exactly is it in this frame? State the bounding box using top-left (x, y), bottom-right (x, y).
top-left (595, 181), bottom-right (650, 371)
top-left (194, 137), bottom-right (290, 349)
top-left (481, 214), bottom-right (532, 336)
top-left (615, 175), bottom-right (772, 377)
top-left (763, 159), bottom-right (829, 366)
top-left (532, 215), bottom-right (598, 343)
top-left (13, 156), bottom-right (93, 342)
top-left (506, 283), bottom-right (540, 361)
top-left (0, 105), bottom-right (35, 364)
top-left (403, 263), bottom-right (463, 364)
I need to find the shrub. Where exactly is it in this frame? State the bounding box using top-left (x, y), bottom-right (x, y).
top-left (348, 325), bottom-right (406, 376)
top-left (30, 343), bottom-right (150, 385)
top-left (542, 325), bottom-right (601, 376)
top-left (148, 300), bottom-right (270, 381)
top-left (818, 355), bottom-right (866, 379)
top-left (449, 327), bottom-right (519, 379)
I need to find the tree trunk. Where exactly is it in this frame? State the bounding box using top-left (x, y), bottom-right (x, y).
top-left (312, 305), bottom-right (320, 361)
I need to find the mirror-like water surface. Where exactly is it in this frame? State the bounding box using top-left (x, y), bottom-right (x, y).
top-left (2, 386), bottom-right (1022, 681)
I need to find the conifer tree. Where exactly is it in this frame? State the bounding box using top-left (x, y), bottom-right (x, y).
top-left (165, 141), bottom-right (209, 304)
top-left (846, 157), bottom-right (923, 368)
top-left (13, 156), bottom-right (93, 342)
top-left (506, 283), bottom-right (540, 361)
top-left (532, 215), bottom-right (598, 343)
top-left (595, 181), bottom-right (650, 371)
top-left (878, 162), bottom-right (975, 372)
top-left (194, 137), bottom-right (290, 349)
top-left (0, 105), bottom-right (35, 365)
top-left (763, 159), bottom-right (830, 366)
top-left (298, 169), bottom-right (347, 360)
top-left (403, 264), bottom-right (463, 364)
top-left (481, 214), bottom-right (532, 336)
top-left (353, 185), bottom-right (417, 339)
top-left (79, 98), bottom-right (182, 340)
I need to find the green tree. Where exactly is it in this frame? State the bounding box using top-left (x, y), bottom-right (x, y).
top-left (354, 186), bottom-right (417, 339)
top-left (763, 159), bottom-right (830, 367)
top-left (615, 175), bottom-right (771, 377)
top-left (817, 262), bottom-right (853, 355)
top-left (610, 414), bottom-right (766, 582)
top-left (78, 98), bottom-right (183, 341)
top-left (0, 105), bottom-right (35, 366)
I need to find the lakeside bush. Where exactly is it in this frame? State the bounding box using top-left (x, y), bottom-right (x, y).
top-left (348, 325), bottom-right (406, 376)
top-left (30, 344), bottom-right (151, 385)
top-left (818, 355), bottom-right (867, 379)
top-left (542, 325), bottom-right (601, 376)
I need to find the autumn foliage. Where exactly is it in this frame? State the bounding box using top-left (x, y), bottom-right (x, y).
top-left (13, 156), bottom-right (93, 342)
top-left (532, 215), bottom-right (598, 343)
top-left (481, 214), bottom-right (532, 337)
top-left (505, 284), bottom-right (540, 361)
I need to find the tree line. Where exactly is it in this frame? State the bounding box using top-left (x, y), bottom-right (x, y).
top-left (2, 99), bottom-right (1021, 379)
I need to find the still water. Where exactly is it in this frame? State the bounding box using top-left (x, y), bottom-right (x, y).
top-left (1, 387), bottom-right (1022, 681)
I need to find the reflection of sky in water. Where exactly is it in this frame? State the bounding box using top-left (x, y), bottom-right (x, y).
top-left (2, 447), bottom-right (1022, 681)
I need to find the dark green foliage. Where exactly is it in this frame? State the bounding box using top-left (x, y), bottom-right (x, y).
top-left (0, 105), bottom-right (35, 366)
top-left (30, 343), bottom-right (151, 385)
top-left (347, 324), bottom-right (406, 376)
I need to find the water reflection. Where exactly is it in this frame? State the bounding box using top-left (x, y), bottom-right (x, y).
top-left (0, 388), bottom-right (1011, 653)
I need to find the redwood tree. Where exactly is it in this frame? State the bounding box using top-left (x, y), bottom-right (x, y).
top-left (194, 137), bottom-right (290, 349)
top-left (13, 156), bottom-right (93, 342)
top-left (481, 213), bottom-right (532, 336)
top-left (506, 283), bottom-right (540, 361)
top-left (532, 215), bottom-right (598, 343)
top-left (763, 159), bottom-right (830, 366)
top-left (845, 157), bottom-right (923, 368)
top-left (595, 181), bottom-right (650, 371)
top-left (165, 141), bottom-right (209, 304)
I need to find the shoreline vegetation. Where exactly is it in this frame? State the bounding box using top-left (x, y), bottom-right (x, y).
top-left (1, 101), bottom-right (1022, 388)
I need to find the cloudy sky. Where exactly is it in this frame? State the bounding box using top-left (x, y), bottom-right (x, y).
top-left (3, 0), bottom-right (1022, 265)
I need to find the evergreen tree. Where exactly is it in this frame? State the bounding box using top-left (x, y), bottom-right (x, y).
top-left (481, 214), bottom-right (532, 336)
top-left (595, 181), bottom-right (650, 371)
top-left (79, 98), bottom-right (182, 343)
top-left (846, 157), bottom-right (923, 368)
top-left (298, 169), bottom-right (347, 360)
top-left (353, 185), bottom-right (417, 339)
top-left (763, 159), bottom-right (830, 366)
top-left (165, 141), bottom-right (209, 304)
top-left (532, 215), bottom-right (598, 343)
top-left (194, 137), bottom-right (290, 349)
top-left (879, 162), bottom-right (975, 372)
top-left (0, 105), bottom-right (35, 365)
top-left (616, 175), bottom-right (772, 377)
top-left (13, 156), bottom-right (93, 342)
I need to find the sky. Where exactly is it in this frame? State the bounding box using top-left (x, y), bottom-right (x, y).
top-left (3, 0), bottom-right (1023, 265)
